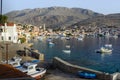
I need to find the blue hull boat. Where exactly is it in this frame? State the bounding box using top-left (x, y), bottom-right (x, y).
top-left (78, 71), bottom-right (96, 79)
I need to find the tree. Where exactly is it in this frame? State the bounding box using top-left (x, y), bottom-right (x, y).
top-left (0, 15), bottom-right (8, 24)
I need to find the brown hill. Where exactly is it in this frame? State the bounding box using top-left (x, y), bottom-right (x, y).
top-left (5, 7), bottom-right (102, 29)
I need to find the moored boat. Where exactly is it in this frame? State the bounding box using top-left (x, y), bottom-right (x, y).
top-left (1, 56), bottom-right (22, 68)
top-left (17, 62), bottom-right (46, 79)
top-left (62, 50), bottom-right (71, 54)
top-left (78, 71), bottom-right (96, 79)
top-left (96, 44), bottom-right (113, 53)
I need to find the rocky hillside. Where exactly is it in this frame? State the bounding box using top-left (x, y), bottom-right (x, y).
top-left (5, 7), bottom-right (102, 29)
top-left (70, 13), bottom-right (120, 29)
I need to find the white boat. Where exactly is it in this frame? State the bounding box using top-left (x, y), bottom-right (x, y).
top-left (17, 62), bottom-right (46, 79)
top-left (62, 50), bottom-right (71, 54)
top-left (2, 56), bottom-right (22, 68)
top-left (47, 38), bottom-right (52, 42)
top-left (96, 44), bottom-right (113, 53)
top-left (66, 37), bottom-right (70, 40)
top-left (77, 34), bottom-right (84, 41)
top-left (66, 45), bottom-right (70, 48)
top-left (49, 41), bottom-right (54, 45)
top-left (100, 47), bottom-right (112, 53)
top-left (77, 37), bottom-right (83, 41)
top-left (105, 44), bottom-right (112, 47)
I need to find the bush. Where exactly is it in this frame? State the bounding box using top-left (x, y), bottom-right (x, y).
top-left (18, 37), bottom-right (26, 43)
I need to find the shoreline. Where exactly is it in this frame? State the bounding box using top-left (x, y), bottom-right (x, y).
top-left (0, 42), bottom-right (113, 80)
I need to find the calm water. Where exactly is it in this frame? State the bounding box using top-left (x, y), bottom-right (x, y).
top-left (32, 37), bottom-right (120, 73)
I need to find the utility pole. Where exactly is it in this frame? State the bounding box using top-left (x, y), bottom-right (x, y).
top-left (5, 43), bottom-right (9, 64)
top-left (0, 0), bottom-right (2, 15)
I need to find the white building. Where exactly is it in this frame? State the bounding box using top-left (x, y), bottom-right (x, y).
top-left (0, 23), bottom-right (18, 43)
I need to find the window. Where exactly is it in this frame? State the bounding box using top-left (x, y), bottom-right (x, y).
top-left (9, 37), bottom-right (11, 40)
top-left (0, 29), bottom-right (3, 32)
top-left (1, 36), bottom-right (4, 40)
top-left (29, 66), bottom-right (33, 70)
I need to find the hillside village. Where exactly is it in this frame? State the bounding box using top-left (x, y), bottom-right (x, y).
top-left (0, 21), bottom-right (119, 44)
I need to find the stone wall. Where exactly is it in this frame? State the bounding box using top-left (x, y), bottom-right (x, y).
top-left (52, 57), bottom-right (112, 80)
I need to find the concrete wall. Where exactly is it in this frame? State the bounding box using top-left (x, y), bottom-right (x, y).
top-left (52, 57), bottom-right (112, 80)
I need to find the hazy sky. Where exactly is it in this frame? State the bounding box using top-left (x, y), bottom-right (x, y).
top-left (1, 0), bottom-right (120, 14)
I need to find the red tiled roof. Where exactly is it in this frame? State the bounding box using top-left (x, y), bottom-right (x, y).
top-left (0, 23), bottom-right (14, 26)
top-left (6, 22), bottom-right (14, 26)
top-left (0, 24), bottom-right (4, 26)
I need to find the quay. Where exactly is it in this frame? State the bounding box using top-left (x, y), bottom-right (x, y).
top-left (0, 42), bottom-right (120, 80)
top-left (52, 57), bottom-right (116, 80)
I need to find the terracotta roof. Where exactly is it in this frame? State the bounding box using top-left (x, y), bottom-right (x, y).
top-left (0, 64), bottom-right (34, 79)
top-left (0, 23), bottom-right (14, 26)
top-left (0, 24), bottom-right (4, 26)
top-left (6, 23), bottom-right (14, 26)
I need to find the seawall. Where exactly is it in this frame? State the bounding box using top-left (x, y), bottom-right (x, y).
top-left (52, 57), bottom-right (112, 80)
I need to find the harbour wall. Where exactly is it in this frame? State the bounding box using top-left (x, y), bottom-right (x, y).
top-left (16, 47), bottom-right (44, 61)
top-left (53, 57), bottom-right (112, 80)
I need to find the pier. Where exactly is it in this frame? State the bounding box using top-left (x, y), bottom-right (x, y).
top-left (52, 57), bottom-right (112, 80)
top-left (17, 47), bottom-right (44, 61)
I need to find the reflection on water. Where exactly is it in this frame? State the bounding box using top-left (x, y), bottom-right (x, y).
top-left (33, 37), bottom-right (120, 73)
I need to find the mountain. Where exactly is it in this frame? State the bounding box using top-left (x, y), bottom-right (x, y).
top-left (69, 13), bottom-right (120, 29)
top-left (5, 7), bottom-right (102, 29)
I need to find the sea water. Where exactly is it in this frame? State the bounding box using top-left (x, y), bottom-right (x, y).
top-left (32, 37), bottom-right (120, 73)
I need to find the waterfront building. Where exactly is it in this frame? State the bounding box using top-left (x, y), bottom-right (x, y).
top-left (0, 23), bottom-right (18, 43)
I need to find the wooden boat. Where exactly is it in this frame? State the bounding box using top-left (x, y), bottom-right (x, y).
top-left (78, 71), bottom-right (96, 79)
top-left (17, 62), bottom-right (46, 79)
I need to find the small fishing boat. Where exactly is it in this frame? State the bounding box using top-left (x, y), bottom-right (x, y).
top-left (2, 56), bottom-right (22, 68)
top-left (17, 62), bottom-right (46, 79)
top-left (78, 71), bottom-right (96, 79)
top-left (96, 44), bottom-right (113, 53)
top-left (105, 44), bottom-right (112, 47)
top-left (49, 41), bottom-right (54, 45)
top-left (62, 50), bottom-right (71, 54)
top-left (65, 45), bottom-right (70, 48)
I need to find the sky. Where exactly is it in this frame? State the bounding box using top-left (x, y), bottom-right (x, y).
top-left (1, 0), bottom-right (120, 14)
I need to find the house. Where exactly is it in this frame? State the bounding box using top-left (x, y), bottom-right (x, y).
top-left (0, 23), bottom-right (18, 43)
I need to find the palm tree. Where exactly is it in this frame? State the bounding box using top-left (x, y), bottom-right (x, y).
top-left (0, 15), bottom-right (8, 24)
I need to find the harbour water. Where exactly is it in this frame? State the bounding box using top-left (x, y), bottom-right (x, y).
top-left (32, 36), bottom-right (120, 74)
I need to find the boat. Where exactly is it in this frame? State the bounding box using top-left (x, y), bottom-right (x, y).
top-left (78, 71), bottom-right (96, 79)
top-left (100, 47), bottom-right (112, 53)
top-left (31, 60), bottom-right (40, 63)
top-left (47, 37), bottom-right (52, 42)
top-left (66, 37), bottom-right (70, 40)
top-left (65, 45), bottom-right (70, 48)
top-left (77, 37), bottom-right (83, 41)
top-left (9, 56), bottom-right (22, 68)
top-left (96, 44), bottom-right (113, 53)
top-left (17, 62), bottom-right (46, 79)
top-left (2, 56), bottom-right (22, 68)
top-left (48, 41), bottom-right (55, 47)
top-left (49, 41), bottom-right (54, 45)
top-left (105, 44), bottom-right (112, 47)
top-left (62, 50), bottom-right (71, 54)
